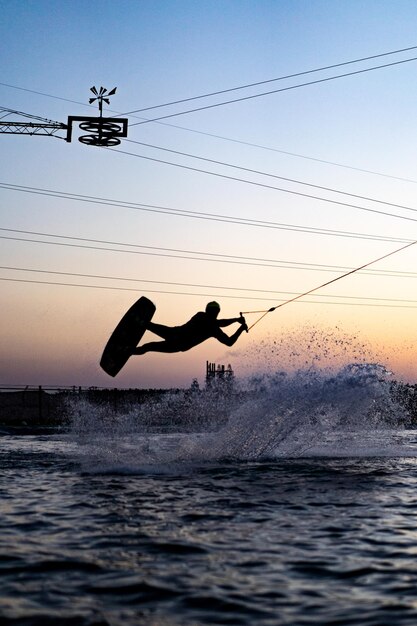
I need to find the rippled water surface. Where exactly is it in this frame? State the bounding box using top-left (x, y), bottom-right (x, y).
top-left (2, 366), bottom-right (417, 625)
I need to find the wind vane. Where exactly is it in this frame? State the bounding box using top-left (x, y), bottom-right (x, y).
top-left (88, 86), bottom-right (117, 116)
top-left (0, 86), bottom-right (128, 147)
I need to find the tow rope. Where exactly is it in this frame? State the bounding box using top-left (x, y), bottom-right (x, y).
top-left (240, 239), bottom-right (417, 331)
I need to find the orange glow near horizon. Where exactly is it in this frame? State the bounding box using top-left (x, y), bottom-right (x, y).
top-left (1, 282), bottom-right (415, 387)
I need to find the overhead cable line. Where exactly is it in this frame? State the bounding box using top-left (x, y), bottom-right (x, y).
top-left (129, 55), bottom-right (417, 126)
top-left (1, 276), bottom-right (416, 308)
top-left (5, 43), bottom-right (412, 117)
top-left (0, 82), bottom-right (93, 109)
top-left (1, 228), bottom-right (416, 277)
top-left (109, 147), bottom-right (417, 224)
top-left (129, 120), bottom-right (417, 186)
top-left (4, 89), bottom-right (413, 184)
top-left (0, 233), bottom-right (386, 271)
top-left (122, 44), bottom-right (417, 115)
top-left (1, 264), bottom-right (417, 303)
top-left (3, 76), bottom-right (417, 185)
top-left (2, 182), bottom-right (415, 239)
top-left (123, 138), bottom-right (417, 214)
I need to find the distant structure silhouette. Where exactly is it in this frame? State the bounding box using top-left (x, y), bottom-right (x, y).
top-left (206, 362), bottom-right (234, 388)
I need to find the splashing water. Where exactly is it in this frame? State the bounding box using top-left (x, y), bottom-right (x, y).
top-left (67, 361), bottom-right (413, 473)
top-left (236, 324), bottom-right (382, 376)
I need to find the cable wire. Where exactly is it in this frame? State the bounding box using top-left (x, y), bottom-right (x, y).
top-left (0, 83), bottom-right (93, 109)
top-left (129, 55), bottom-right (417, 126)
top-left (1, 264), bottom-right (417, 303)
top-left (120, 44), bottom-right (417, 115)
top-left (1, 275), bottom-right (416, 308)
top-left (2, 182), bottom-right (415, 239)
top-left (123, 138), bottom-right (417, 214)
top-left (5, 43), bottom-right (412, 118)
top-left (3, 72), bottom-right (417, 186)
top-left (109, 147), bottom-right (417, 224)
top-left (1, 228), bottom-right (416, 277)
top-left (128, 119), bottom-right (417, 186)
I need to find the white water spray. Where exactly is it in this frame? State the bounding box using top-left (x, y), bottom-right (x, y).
top-left (67, 359), bottom-right (413, 472)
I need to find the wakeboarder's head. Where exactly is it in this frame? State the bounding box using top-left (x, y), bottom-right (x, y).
top-left (206, 301), bottom-right (220, 318)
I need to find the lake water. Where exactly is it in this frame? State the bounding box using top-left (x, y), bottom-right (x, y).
top-left (2, 364), bottom-right (417, 625)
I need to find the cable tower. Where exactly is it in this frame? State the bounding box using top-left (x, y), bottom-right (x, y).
top-left (0, 86), bottom-right (128, 146)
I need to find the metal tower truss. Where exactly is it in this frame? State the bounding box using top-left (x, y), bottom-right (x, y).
top-left (0, 108), bottom-right (67, 138)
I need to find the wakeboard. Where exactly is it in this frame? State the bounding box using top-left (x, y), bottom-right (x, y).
top-left (100, 296), bottom-right (156, 377)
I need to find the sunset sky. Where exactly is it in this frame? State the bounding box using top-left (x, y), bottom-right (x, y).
top-left (1, 0), bottom-right (417, 388)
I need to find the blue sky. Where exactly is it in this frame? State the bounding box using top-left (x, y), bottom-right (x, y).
top-left (1, 0), bottom-right (417, 387)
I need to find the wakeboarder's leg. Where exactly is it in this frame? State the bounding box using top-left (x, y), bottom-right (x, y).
top-left (146, 321), bottom-right (174, 340)
top-left (132, 341), bottom-right (180, 355)
top-left (133, 322), bottom-right (181, 354)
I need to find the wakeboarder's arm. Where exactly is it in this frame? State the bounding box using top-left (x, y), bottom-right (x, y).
top-left (218, 316), bottom-right (246, 328)
top-left (214, 322), bottom-right (248, 347)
